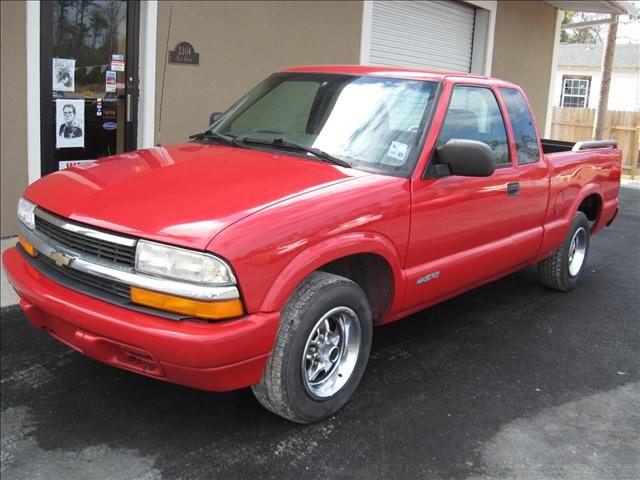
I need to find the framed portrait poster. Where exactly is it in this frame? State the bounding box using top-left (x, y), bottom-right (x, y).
top-left (56, 99), bottom-right (85, 149)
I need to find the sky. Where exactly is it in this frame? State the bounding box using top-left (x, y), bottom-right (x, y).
top-left (563, 4), bottom-right (640, 44)
top-left (616, 1), bottom-right (639, 43)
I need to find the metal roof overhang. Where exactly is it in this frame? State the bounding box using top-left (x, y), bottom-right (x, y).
top-left (544, 1), bottom-right (637, 15)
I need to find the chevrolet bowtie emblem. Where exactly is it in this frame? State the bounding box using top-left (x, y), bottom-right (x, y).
top-left (49, 251), bottom-right (72, 267)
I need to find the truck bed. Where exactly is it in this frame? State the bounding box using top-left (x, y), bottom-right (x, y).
top-left (541, 138), bottom-right (617, 155)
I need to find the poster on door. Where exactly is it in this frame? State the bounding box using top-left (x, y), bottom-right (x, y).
top-left (52, 58), bottom-right (75, 92)
top-left (56, 99), bottom-right (85, 149)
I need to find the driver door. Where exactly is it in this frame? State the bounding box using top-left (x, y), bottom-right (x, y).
top-left (404, 84), bottom-right (522, 310)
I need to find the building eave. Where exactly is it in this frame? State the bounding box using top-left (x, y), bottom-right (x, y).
top-left (544, 1), bottom-right (637, 16)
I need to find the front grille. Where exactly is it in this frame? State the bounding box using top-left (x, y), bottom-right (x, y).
top-left (20, 211), bottom-right (186, 320)
top-left (39, 254), bottom-right (131, 300)
top-left (35, 213), bottom-right (136, 267)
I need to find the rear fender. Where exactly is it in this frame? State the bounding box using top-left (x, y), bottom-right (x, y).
top-left (259, 233), bottom-right (405, 316)
top-left (566, 183), bottom-right (603, 225)
top-left (537, 182), bottom-right (603, 261)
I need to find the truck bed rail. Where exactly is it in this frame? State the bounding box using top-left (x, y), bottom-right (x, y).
top-left (571, 140), bottom-right (617, 152)
top-left (542, 139), bottom-right (618, 155)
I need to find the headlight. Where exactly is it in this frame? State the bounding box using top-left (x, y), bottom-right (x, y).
top-left (17, 197), bottom-right (36, 230)
top-left (135, 240), bottom-right (236, 285)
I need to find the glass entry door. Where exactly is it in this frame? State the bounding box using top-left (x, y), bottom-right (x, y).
top-left (40, 0), bottom-right (139, 175)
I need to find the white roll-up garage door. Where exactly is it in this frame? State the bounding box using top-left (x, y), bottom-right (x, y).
top-left (367, 0), bottom-right (476, 72)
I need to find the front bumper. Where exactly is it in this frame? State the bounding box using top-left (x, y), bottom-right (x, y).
top-left (3, 246), bottom-right (280, 391)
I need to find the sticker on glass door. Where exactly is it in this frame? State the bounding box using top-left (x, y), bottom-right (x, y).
top-left (59, 160), bottom-right (95, 170)
top-left (106, 71), bottom-right (117, 93)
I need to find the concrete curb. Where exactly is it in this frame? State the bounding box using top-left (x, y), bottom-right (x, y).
top-left (1, 237), bottom-right (20, 309)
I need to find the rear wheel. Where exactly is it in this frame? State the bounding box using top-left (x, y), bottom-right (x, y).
top-left (252, 271), bottom-right (372, 423)
top-left (539, 211), bottom-right (590, 291)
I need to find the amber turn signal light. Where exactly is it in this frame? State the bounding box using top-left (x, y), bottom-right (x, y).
top-left (18, 235), bottom-right (36, 256)
top-left (130, 287), bottom-right (244, 320)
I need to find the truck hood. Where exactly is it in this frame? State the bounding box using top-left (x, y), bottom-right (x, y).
top-left (24, 144), bottom-right (367, 250)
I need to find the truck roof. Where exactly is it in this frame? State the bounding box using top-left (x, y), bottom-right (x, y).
top-left (281, 64), bottom-right (493, 82)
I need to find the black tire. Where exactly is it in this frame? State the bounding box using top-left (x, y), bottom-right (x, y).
top-left (252, 271), bottom-right (372, 423)
top-left (538, 211), bottom-right (590, 292)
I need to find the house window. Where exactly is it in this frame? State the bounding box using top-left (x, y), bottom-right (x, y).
top-left (561, 76), bottom-right (591, 108)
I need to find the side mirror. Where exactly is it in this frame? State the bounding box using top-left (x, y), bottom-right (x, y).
top-left (209, 112), bottom-right (223, 125)
top-left (436, 139), bottom-right (496, 177)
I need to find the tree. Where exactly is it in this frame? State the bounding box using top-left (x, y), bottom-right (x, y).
top-left (561, 11), bottom-right (605, 43)
top-left (89, 6), bottom-right (108, 51)
top-left (593, 16), bottom-right (618, 140)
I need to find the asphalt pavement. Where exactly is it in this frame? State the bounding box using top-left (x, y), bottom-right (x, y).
top-left (1, 186), bottom-right (638, 480)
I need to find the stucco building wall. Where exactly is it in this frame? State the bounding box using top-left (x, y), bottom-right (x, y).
top-left (1, 1), bottom-right (29, 236)
top-left (154, 0), bottom-right (364, 146)
top-left (491, 0), bottom-right (559, 129)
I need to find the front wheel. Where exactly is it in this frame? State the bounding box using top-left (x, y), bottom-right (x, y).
top-left (538, 211), bottom-right (590, 291)
top-left (252, 271), bottom-right (372, 423)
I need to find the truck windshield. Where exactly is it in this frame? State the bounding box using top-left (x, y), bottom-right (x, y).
top-left (209, 73), bottom-right (439, 176)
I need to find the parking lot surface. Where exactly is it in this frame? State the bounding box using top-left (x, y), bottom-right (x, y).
top-left (1, 186), bottom-right (638, 480)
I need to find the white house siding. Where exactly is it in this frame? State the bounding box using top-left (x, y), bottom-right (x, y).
top-left (553, 67), bottom-right (640, 111)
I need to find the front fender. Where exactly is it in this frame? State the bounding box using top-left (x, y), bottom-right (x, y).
top-left (259, 232), bottom-right (406, 316)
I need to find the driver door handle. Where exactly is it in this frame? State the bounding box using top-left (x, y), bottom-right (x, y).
top-left (507, 182), bottom-right (520, 196)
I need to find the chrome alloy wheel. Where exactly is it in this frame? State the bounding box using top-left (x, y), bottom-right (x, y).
top-left (568, 226), bottom-right (587, 277)
top-left (301, 306), bottom-right (362, 399)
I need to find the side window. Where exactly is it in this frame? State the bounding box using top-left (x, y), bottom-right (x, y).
top-left (499, 88), bottom-right (540, 165)
top-left (438, 86), bottom-right (510, 166)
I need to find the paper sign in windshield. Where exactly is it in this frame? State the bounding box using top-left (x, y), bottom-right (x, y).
top-left (388, 141), bottom-right (408, 163)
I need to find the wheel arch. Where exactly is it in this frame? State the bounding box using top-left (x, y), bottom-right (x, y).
top-left (566, 183), bottom-right (604, 232)
top-left (259, 233), bottom-right (405, 322)
top-left (537, 182), bottom-right (604, 262)
top-left (578, 193), bottom-right (603, 229)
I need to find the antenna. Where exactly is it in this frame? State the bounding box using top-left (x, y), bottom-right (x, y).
top-left (157, 5), bottom-right (173, 145)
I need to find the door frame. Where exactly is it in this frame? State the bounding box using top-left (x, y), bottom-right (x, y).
top-left (125, 1), bottom-right (141, 152)
top-left (39, 0), bottom-right (140, 176)
top-left (27, 0), bottom-right (157, 182)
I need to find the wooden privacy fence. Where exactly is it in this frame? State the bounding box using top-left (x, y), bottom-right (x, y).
top-left (550, 107), bottom-right (640, 178)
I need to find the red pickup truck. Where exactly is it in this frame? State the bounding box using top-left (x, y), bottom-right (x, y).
top-left (4, 66), bottom-right (621, 423)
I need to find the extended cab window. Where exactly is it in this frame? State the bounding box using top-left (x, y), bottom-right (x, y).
top-left (438, 86), bottom-right (510, 166)
top-left (499, 88), bottom-right (540, 165)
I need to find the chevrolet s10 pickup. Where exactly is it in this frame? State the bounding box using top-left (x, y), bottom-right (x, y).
top-left (4, 66), bottom-right (621, 423)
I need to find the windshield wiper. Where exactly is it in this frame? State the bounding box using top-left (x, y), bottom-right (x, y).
top-left (236, 136), bottom-right (350, 168)
top-left (189, 131), bottom-right (238, 146)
